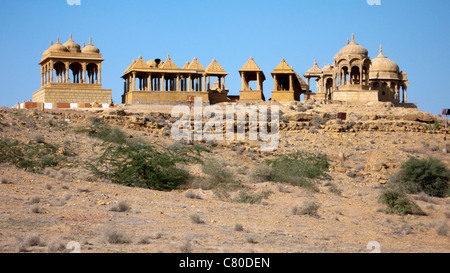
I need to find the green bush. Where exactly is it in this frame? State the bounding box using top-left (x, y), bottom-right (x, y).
top-left (75, 118), bottom-right (127, 145)
top-left (232, 190), bottom-right (272, 204)
top-left (91, 142), bottom-right (207, 191)
top-left (378, 188), bottom-right (426, 216)
top-left (0, 138), bottom-right (65, 173)
top-left (391, 157), bottom-right (449, 197)
top-left (262, 152), bottom-right (329, 191)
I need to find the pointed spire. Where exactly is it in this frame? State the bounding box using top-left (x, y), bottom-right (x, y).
top-left (352, 33), bottom-right (355, 42)
top-left (70, 33), bottom-right (73, 40)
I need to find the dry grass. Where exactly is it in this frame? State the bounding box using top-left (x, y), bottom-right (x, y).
top-left (234, 223), bottom-right (244, 232)
top-left (292, 201), bottom-right (320, 217)
top-left (110, 201), bottom-right (131, 212)
top-left (103, 226), bottom-right (131, 244)
top-left (435, 222), bottom-right (448, 236)
top-left (190, 214), bottom-right (205, 224)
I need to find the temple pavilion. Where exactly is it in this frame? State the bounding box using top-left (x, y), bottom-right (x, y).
top-left (121, 55), bottom-right (229, 104)
top-left (33, 34), bottom-right (112, 106)
top-left (304, 34), bottom-right (409, 104)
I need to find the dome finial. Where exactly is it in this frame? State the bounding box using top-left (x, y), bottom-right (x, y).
top-left (352, 33), bottom-right (355, 42)
top-left (89, 37), bottom-right (93, 44)
top-left (57, 37), bottom-right (60, 43)
top-left (83, 42), bottom-right (86, 48)
top-left (379, 44), bottom-right (383, 54)
top-left (50, 40), bottom-right (53, 46)
top-left (347, 38), bottom-right (349, 45)
top-left (70, 33), bottom-right (73, 40)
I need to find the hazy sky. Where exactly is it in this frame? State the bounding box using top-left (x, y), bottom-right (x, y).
top-left (0, 0), bottom-right (448, 115)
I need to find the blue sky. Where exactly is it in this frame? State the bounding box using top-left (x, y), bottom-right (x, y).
top-left (0, 0), bottom-right (448, 115)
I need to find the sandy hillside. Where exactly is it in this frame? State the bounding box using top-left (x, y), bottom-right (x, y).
top-left (0, 101), bottom-right (449, 253)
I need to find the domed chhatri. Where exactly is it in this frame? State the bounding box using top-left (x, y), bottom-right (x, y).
top-left (43, 37), bottom-right (69, 56)
top-left (81, 37), bottom-right (100, 54)
top-left (33, 35), bottom-right (111, 107)
top-left (63, 34), bottom-right (81, 53)
top-left (305, 34), bottom-right (409, 104)
top-left (370, 45), bottom-right (399, 74)
top-left (334, 33), bottom-right (369, 60)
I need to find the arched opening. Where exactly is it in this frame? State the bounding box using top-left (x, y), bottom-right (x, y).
top-left (326, 78), bottom-right (333, 100)
top-left (86, 63), bottom-right (98, 84)
top-left (341, 66), bottom-right (349, 85)
top-left (53, 62), bottom-right (66, 83)
top-left (350, 66), bottom-right (360, 85)
top-left (380, 82), bottom-right (388, 100)
top-left (69, 62), bottom-right (83, 84)
top-left (307, 77), bottom-right (318, 93)
top-left (371, 81), bottom-right (380, 91)
top-left (207, 76), bottom-right (224, 92)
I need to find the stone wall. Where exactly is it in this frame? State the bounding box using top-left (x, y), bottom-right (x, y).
top-left (123, 90), bottom-right (228, 104)
top-left (239, 90), bottom-right (265, 102)
top-left (33, 87), bottom-right (112, 104)
top-left (332, 90), bottom-right (379, 103)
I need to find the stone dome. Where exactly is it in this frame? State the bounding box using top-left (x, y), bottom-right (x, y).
top-left (44, 37), bottom-right (69, 55)
top-left (63, 34), bottom-right (81, 53)
top-left (370, 46), bottom-right (399, 74)
top-left (81, 37), bottom-right (100, 54)
top-left (334, 34), bottom-right (368, 60)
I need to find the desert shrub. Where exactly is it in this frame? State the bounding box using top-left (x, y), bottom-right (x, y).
top-left (90, 142), bottom-right (207, 191)
top-left (232, 190), bottom-right (272, 204)
top-left (378, 188), bottom-right (426, 216)
top-left (0, 139), bottom-right (65, 173)
top-left (179, 241), bottom-right (193, 253)
top-left (202, 159), bottom-right (239, 199)
top-left (234, 223), bottom-right (244, 232)
top-left (245, 236), bottom-right (258, 244)
top-left (31, 205), bottom-right (45, 214)
top-left (264, 152), bottom-right (329, 191)
top-left (249, 165), bottom-right (272, 183)
top-left (390, 157), bottom-right (449, 197)
top-left (185, 190), bottom-right (202, 200)
top-left (109, 201), bottom-right (131, 212)
top-left (311, 116), bottom-right (328, 129)
top-left (327, 183), bottom-right (343, 196)
top-left (292, 201), bottom-right (320, 217)
top-left (190, 214), bottom-right (204, 224)
top-left (435, 222), bottom-right (448, 236)
top-left (47, 241), bottom-right (66, 253)
top-left (26, 235), bottom-right (46, 247)
top-left (103, 226), bottom-right (131, 244)
top-left (75, 118), bottom-right (127, 145)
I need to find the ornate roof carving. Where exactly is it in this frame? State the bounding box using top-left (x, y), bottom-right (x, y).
top-left (272, 59), bottom-right (295, 74)
top-left (160, 54), bottom-right (179, 70)
top-left (188, 57), bottom-right (205, 71)
top-left (240, 57), bottom-right (262, 71)
top-left (206, 59), bottom-right (227, 75)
